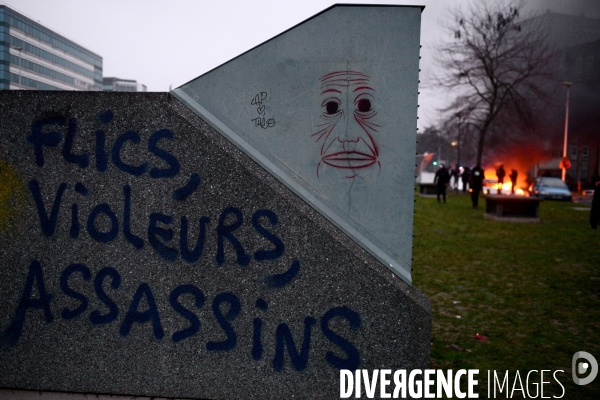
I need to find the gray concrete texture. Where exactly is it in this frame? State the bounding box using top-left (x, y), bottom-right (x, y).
top-left (0, 91), bottom-right (430, 399)
top-left (174, 5), bottom-right (422, 283)
top-left (0, 388), bottom-right (191, 400)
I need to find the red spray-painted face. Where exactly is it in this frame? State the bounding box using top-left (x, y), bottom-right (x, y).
top-left (312, 71), bottom-right (380, 179)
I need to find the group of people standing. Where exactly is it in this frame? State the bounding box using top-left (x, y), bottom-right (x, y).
top-left (432, 164), bottom-right (490, 209)
top-left (494, 164), bottom-right (519, 195)
top-left (431, 163), bottom-right (600, 231)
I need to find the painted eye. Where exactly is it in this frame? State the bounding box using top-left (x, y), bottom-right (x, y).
top-left (357, 99), bottom-right (371, 112)
top-left (325, 101), bottom-right (339, 114)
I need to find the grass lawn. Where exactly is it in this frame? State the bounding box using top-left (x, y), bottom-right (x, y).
top-left (412, 190), bottom-right (600, 399)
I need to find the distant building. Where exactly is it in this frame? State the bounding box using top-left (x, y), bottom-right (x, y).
top-left (525, 12), bottom-right (600, 187)
top-left (561, 39), bottom-right (600, 186)
top-left (102, 77), bottom-right (147, 92)
top-left (0, 5), bottom-right (103, 90)
top-left (527, 11), bottom-right (600, 50)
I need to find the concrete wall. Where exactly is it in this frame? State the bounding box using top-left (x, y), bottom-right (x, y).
top-left (0, 92), bottom-right (430, 399)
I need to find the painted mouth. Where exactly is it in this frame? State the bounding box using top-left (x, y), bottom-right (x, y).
top-left (322, 151), bottom-right (377, 169)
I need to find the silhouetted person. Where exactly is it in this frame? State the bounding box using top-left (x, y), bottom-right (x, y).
top-left (509, 169), bottom-right (518, 195)
top-left (470, 165), bottom-right (484, 208)
top-left (461, 167), bottom-right (471, 193)
top-left (496, 164), bottom-right (506, 194)
top-left (434, 164), bottom-right (451, 203)
top-left (591, 182), bottom-right (600, 229)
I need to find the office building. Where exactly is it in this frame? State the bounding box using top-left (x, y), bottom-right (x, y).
top-left (536, 12), bottom-right (600, 186)
top-left (0, 4), bottom-right (102, 90)
top-left (102, 77), bottom-right (147, 92)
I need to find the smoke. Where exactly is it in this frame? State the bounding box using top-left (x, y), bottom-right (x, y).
top-left (523, 0), bottom-right (600, 19)
top-left (482, 1), bottom-right (600, 183)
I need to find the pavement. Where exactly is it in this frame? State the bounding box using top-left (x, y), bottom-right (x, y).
top-left (572, 193), bottom-right (594, 207)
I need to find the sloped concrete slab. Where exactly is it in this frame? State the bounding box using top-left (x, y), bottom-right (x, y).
top-left (0, 92), bottom-right (430, 399)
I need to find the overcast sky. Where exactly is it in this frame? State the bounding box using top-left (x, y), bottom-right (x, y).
top-left (4, 0), bottom-right (600, 130)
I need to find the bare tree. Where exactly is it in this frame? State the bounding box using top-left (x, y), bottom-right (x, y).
top-left (434, 0), bottom-right (558, 166)
top-left (437, 107), bottom-right (479, 168)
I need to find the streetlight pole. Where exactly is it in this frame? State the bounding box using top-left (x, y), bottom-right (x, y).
top-left (561, 81), bottom-right (572, 182)
top-left (437, 135), bottom-right (442, 167)
top-left (455, 111), bottom-right (463, 168)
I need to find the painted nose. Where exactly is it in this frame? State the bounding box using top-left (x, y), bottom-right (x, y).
top-left (339, 138), bottom-right (357, 151)
top-left (338, 106), bottom-right (361, 148)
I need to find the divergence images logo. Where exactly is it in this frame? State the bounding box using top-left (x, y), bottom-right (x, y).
top-left (572, 351), bottom-right (598, 385)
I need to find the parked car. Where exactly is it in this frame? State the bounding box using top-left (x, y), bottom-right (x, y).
top-left (528, 177), bottom-right (572, 201)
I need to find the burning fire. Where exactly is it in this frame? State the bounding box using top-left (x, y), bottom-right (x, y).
top-left (483, 167), bottom-right (526, 196)
top-left (498, 182), bottom-right (525, 196)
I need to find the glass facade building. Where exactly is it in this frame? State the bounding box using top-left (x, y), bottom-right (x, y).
top-left (0, 5), bottom-right (102, 90)
top-left (102, 77), bottom-right (147, 92)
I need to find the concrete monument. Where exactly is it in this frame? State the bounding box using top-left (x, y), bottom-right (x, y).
top-left (0, 5), bottom-right (429, 399)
